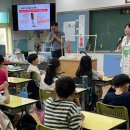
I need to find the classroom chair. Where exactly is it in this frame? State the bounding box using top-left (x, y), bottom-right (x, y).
top-left (96, 101), bottom-right (129, 129)
top-left (21, 71), bottom-right (31, 79)
top-left (36, 124), bottom-right (56, 130)
top-left (21, 71), bottom-right (40, 99)
top-left (39, 88), bottom-right (56, 101)
top-left (21, 71), bottom-right (39, 82)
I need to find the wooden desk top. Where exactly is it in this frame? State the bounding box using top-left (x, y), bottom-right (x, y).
top-left (94, 76), bottom-right (113, 82)
top-left (8, 77), bottom-right (31, 84)
top-left (102, 76), bottom-right (113, 82)
top-left (4, 61), bottom-right (29, 65)
top-left (1, 95), bottom-right (38, 109)
top-left (76, 88), bottom-right (87, 94)
top-left (82, 111), bottom-right (126, 130)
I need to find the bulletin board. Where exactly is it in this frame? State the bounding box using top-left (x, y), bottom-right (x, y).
top-left (57, 11), bottom-right (89, 53)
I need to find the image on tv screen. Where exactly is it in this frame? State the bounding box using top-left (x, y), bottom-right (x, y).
top-left (17, 4), bottom-right (50, 30)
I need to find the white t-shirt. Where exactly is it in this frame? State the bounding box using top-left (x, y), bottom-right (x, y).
top-left (27, 64), bottom-right (40, 75)
top-left (27, 64), bottom-right (41, 81)
top-left (121, 36), bottom-right (130, 47)
top-left (40, 74), bottom-right (58, 90)
top-left (0, 93), bottom-right (5, 104)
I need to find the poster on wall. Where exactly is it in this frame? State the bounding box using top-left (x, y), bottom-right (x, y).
top-left (79, 15), bottom-right (85, 48)
top-left (63, 21), bottom-right (75, 41)
top-left (122, 46), bottom-right (130, 77)
top-left (79, 35), bottom-right (84, 48)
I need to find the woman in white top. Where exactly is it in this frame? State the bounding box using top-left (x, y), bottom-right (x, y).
top-left (40, 58), bottom-right (60, 90)
top-left (121, 23), bottom-right (130, 47)
top-left (120, 23), bottom-right (130, 67)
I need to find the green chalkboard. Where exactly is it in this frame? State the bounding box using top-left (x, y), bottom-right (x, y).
top-left (90, 9), bottom-right (130, 51)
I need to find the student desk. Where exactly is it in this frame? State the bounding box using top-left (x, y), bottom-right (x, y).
top-left (102, 76), bottom-right (113, 82)
top-left (94, 76), bottom-right (113, 82)
top-left (8, 77), bottom-right (32, 84)
top-left (76, 88), bottom-right (87, 94)
top-left (8, 69), bottom-right (25, 77)
top-left (8, 69), bottom-right (25, 73)
top-left (0, 95), bottom-right (38, 114)
top-left (94, 76), bottom-right (113, 86)
top-left (82, 111), bottom-right (126, 130)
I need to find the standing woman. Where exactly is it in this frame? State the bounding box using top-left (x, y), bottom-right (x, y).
top-left (120, 23), bottom-right (130, 67)
top-left (121, 23), bottom-right (130, 47)
top-left (107, 23), bottom-right (130, 93)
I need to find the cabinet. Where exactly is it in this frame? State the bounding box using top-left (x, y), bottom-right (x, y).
top-left (60, 58), bottom-right (97, 77)
top-left (103, 54), bottom-right (121, 76)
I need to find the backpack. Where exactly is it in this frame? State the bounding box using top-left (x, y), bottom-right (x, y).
top-left (17, 113), bottom-right (37, 130)
top-left (73, 75), bottom-right (98, 111)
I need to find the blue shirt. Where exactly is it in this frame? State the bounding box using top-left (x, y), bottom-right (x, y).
top-left (103, 92), bottom-right (130, 118)
top-left (48, 30), bottom-right (65, 51)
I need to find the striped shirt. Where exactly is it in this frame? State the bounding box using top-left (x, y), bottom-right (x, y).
top-left (44, 97), bottom-right (81, 130)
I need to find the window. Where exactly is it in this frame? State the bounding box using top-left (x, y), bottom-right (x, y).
top-left (0, 12), bottom-right (12, 53)
top-left (126, 0), bottom-right (130, 3)
top-left (0, 12), bottom-right (9, 23)
top-left (0, 28), bottom-right (7, 52)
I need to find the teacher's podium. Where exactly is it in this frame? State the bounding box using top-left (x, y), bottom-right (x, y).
top-left (60, 56), bottom-right (97, 77)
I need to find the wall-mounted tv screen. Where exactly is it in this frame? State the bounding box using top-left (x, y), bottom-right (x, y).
top-left (12, 3), bottom-right (56, 31)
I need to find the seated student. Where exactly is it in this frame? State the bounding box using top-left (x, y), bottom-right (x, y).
top-left (0, 54), bottom-right (8, 92)
top-left (40, 58), bottom-right (60, 90)
top-left (76, 55), bottom-right (103, 81)
top-left (103, 74), bottom-right (130, 119)
top-left (0, 81), bottom-right (10, 104)
top-left (75, 55), bottom-right (103, 109)
top-left (27, 53), bottom-right (41, 79)
top-left (44, 77), bottom-right (84, 130)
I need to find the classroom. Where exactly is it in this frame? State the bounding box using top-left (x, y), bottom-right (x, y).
top-left (0, 0), bottom-right (130, 129)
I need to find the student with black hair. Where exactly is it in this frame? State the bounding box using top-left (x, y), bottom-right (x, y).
top-left (40, 58), bottom-right (60, 90)
top-left (103, 74), bottom-right (130, 118)
top-left (75, 55), bottom-right (103, 102)
top-left (76, 55), bottom-right (103, 81)
top-left (27, 53), bottom-right (40, 75)
top-left (48, 21), bottom-right (65, 58)
top-left (44, 77), bottom-right (84, 130)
